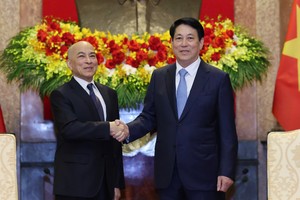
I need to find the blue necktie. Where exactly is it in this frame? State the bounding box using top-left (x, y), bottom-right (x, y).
top-left (87, 83), bottom-right (104, 121)
top-left (177, 69), bottom-right (188, 118)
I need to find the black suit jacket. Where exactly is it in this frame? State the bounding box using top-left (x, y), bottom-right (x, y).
top-left (128, 60), bottom-right (238, 190)
top-left (50, 77), bottom-right (125, 198)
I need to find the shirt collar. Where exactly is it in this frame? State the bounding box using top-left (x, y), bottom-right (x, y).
top-left (73, 76), bottom-right (95, 91)
top-left (176, 57), bottom-right (201, 77)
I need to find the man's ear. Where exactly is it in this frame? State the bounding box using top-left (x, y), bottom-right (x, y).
top-left (67, 60), bottom-right (72, 70)
top-left (199, 37), bottom-right (204, 49)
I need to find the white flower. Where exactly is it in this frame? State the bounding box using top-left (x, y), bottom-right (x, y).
top-left (143, 64), bottom-right (157, 73)
top-left (108, 68), bottom-right (115, 77)
top-left (122, 64), bottom-right (137, 75)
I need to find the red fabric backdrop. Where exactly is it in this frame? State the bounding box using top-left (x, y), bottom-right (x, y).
top-left (0, 106), bottom-right (7, 133)
top-left (199, 0), bottom-right (234, 21)
top-left (42, 0), bottom-right (78, 22)
top-left (42, 0), bottom-right (234, 120)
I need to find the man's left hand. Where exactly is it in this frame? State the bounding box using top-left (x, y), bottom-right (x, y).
top-left (114, 188), bottom-right (121, 200)
top-left (217, 176), bottom-right (234, 192)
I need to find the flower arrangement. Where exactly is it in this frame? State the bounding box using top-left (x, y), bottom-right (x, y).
top-left (0, 16), bottom-right (270, 109)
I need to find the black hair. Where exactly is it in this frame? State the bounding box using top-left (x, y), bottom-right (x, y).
top-left (169, 17), bottom-right (204, 41)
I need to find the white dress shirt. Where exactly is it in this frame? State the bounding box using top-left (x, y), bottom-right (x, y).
top-left (175, 57), bottom-right (201, 97)
top-left (74, 76), bottom-right (107, 120)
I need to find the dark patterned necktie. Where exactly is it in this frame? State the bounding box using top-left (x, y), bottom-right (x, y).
top-left (87, 83), bottom-right (104, 121)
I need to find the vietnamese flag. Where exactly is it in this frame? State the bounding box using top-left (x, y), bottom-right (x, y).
top-left (272, 0), bottom-right (300, 131)
top-left (0, 105), bottom-right (6, 133)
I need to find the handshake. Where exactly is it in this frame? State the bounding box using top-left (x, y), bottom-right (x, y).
top-left (109, 120), bottom-right (129, 142)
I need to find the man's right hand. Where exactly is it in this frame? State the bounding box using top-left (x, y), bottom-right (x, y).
top-left (109, 120), bottom-right (129, 142)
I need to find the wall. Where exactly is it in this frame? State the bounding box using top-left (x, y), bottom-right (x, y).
top-left (75, 0), bottom-right (202, 35)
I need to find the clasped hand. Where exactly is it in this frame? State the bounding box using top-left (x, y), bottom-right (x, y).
top-left (109, 120), bottom-right (129, 142)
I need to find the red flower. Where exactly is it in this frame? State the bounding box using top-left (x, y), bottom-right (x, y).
top-left (60, 45), bottom-right (68, 56)
top-left (209, 33), bottom-right (216, 40)
top-left (105, 59), bottom-right (116, 69)
top-left (44, 16), bottom-right (54, 24)
top-left (141, 43), bottom-right (149, 49)
top-left (126, 57), bottom-right (140, 68)
top-left (217, 23), bottom-right (223, 30)
top-left (62, 32), bottom-right (75, 46)
top-left (211, 52), bottom-right (221, 61)
top-left (136, 50), bottom-right (148, 62)
top-left (107, 40), bottom-right (121, 53)
top-left (46, 36), bottom-right (62, 53)
top-left (149, 36), bottom-right (161, 51)
top-left (200, 46), bottom-right (208, 56)
top-left (37, 30), bottom-right (48, 42)
top-left (128, 40), bottom-right (140, 52)
top-left (148, 56), bottom-right (158, 66)
top-left (122, 37), bottom-right (129, 45)
top-left (204, 27), bottom-right (213, 36)
top-left (82, 36), bottom-right (98, 48)
top-left (112, 50), bottom-right (125, 64)
top-left (226, 30), bottom-right (234, 39)
top-left (48, 35), bottom-right (62, 44)
top-left (45, 47), bottom-right (55, 56)
top-left (203, 35), bottom-right (212, 47)
top-left (157, 44), bottom-right (166, 52)
top-left (47, 21), bottom-right (61, 33)
top-left (101, 37), bottom-right (108, 43)
top-left (167, 57), bottom-right (176, 64)
top-left (213, 37), bottom-right (225, 48)
top-left (156, 51), bottom-right (167, 62)
top-left (96, 52), bottom-right (104, 64)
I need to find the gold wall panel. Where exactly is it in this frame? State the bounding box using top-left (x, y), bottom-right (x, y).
top-left (20, 0), bottom-right (42, 29)
top-left (234, 0), bottom-right (257, 140)
top-left (0, 0), bottom-right (20, 135)
top-left (256, 0), bottom-right (282, 141)
top-left (75, 0), bottom-right (201, 35)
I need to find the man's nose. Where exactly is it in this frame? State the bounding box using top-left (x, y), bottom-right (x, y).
top-left (85, 56), bottom-right (92, 63)
top-left (181, 38), bottom-right (188, 46)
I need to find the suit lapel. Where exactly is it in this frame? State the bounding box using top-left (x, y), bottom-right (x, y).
top-left (69, 78), bottom-right (101, 119)
top-left (165, 64), bottom-right (178, 118)
top-left (69, 78), bottom-right (91, 103)
top-left (180, 61), bottom-right (210, 120)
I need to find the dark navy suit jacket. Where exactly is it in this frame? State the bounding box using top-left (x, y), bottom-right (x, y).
top-left (128, 60), bottom-right (238, 190)
top-left (50, 77), bottom-right (125, 198)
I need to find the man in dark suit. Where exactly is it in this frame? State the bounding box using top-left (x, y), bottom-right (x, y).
top-left (121, 17), bottom-right (238, 200)
top-left (50, 41), bottom-right (126, 200)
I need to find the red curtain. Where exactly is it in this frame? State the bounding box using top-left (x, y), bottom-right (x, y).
top-left (0, 106), bottom-right (6, 133)
top-left (42, 0), bottom-right (78, 22)
top-left (199, 0), bottom-right (234, 21)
